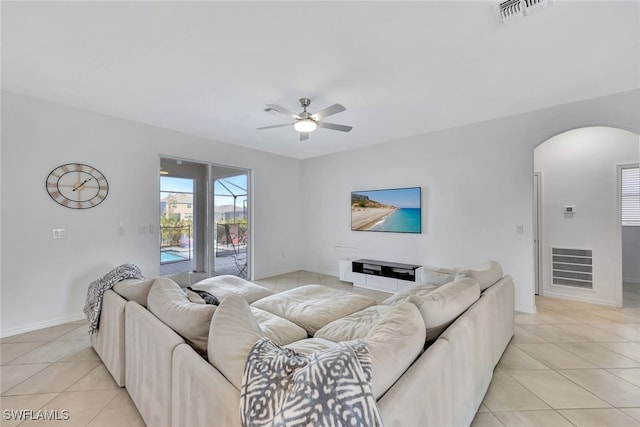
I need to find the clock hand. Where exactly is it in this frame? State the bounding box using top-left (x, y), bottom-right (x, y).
top-left (72, 178), bottom-right (93, 191)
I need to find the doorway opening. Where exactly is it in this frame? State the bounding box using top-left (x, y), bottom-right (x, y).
top-left (159, 157), bottom-right (251, 280)
top-left (533, 127), bottom-right (639, 307)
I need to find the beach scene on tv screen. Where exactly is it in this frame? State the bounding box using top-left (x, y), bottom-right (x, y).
top-left (351, 187), bottom-right (421, 233)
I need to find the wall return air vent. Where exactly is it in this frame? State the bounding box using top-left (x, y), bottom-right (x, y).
top-left (551, 248), bottom-right (593, 289)
top-left (494, 0), bottom-right (552, 25)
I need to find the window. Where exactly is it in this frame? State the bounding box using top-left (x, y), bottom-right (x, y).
top-left (622, 166), bottom-right (640, 226)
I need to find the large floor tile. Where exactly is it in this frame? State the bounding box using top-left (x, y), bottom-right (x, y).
top-left (556, 310), bottom-right (619, 325)
top-left (4, 360), bottom-right (100, 395)
top-left (591, 323), bottom-right (640, 341)
top-left (496, 345), bottom-right (549, 370)
top-left (598, 342), bottom-right (640, 363)
top-left (18, 389), bottom-right (120, 427)
top-left (86, 388), bottom-right (145, 427)
top-left (518, 324), bottom-right (589, 342)
top-left (67, 365), bottom-right (119, 391)
top-left (1, 364), bottom-right (49, 394)
top-left (510, 326), bottom-right (548, 344)
top-left (60, 345), bottom-right (101, 362)
top-left (624, 408), bottom-right (640, 422)
top-left (554, 323), bottom-right (629, 342)
top-left (0, 342), bottom-right (44, 364)
top-left (591, 310), bottom-right (640, 324)
top-left (8, 324), bottom-right (81, 343)
top-left (0, 393), bottom-right (59, 427)
top-left (55, 324), bottom-right (91, 342)
top-left (557, 342), bottom-right (640, 368)
top-left (558, 369), bottom-right (640, 407)
top-left (558, 408), bottom-right (640, 427)
top-left (7, 340), bottom-right (91, 365)
top-left (515, 343), bottom-right (596, 369)
top-left (507, 369), bottom-right (610, 409)
top-left (482, 370), bottom-right (550, 412)
top-left (493, 410), bottom-right (574, 427)
top-left (608, 368), bottom-right (640, 388)
top-left (471, 412), bottom-right (504, 427)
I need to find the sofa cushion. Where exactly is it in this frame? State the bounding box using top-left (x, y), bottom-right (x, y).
top-left (383, 278), bottom-right (481, 341)
top-left (191, 275), bottom-right (273, 303)
top-left (250, 307), bottom-right (308, 345)
top-left (113, 277), bottom-right (156, 307)
top-left (421, 265), bottom-right (459, 286)
top-left (315, 302), bottom-right (426, 399)
top-left (381, 284), bottom-right (438, 306)
top-left (460, 261), bottom-right (503, 291)
top-left (147, 278), bottom-right (216, 354)
top-left (284, 337), bottom-right (336, 354)
top-left (208, 294), bottom-right (264, 390)
top-left (315, 305), bottom-right (396, 341)
top-left (251, 285), bottom-right (377, 335)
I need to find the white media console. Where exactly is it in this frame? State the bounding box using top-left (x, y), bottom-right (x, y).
top-left (339, 259), bottom-right (426, 292)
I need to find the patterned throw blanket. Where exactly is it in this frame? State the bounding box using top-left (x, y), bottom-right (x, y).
top-left (240, 338), bottom-right (383, 427)
top-left (83, 263), bottom-right (143, 334)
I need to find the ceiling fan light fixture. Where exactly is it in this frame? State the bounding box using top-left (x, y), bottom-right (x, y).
top-left (293, 118), bottom-right (318, 133)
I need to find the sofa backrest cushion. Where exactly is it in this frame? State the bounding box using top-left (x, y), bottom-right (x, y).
top-left (191, 275), bottom-right (273, 304)
top-left (420, 265), bottom-right (459, 286)
top-left (147, 278), bottom-right (216, 354)
top-left (460, 261), bottom-right (503, 291)
top-left (250, 307), bottom-right (308, 346)
top-left (208, 294), bottom-right (264, 390)
top-left (315, 303), bottom-right (426, 399)
top-left (113, 277), bottom-right (156, 307)
top-left (383, 278), bottom-right (481, 341)
top-left (360, 303), bottom-right (426, 399)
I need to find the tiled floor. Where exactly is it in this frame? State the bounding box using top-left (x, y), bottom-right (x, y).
top-left (1, 272), bottom-right (639, 426)
top-left (472, 293), bottom-right (640, 427)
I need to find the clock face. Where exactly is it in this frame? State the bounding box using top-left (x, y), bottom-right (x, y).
top-left (46, 163), bottom-right (109, 209)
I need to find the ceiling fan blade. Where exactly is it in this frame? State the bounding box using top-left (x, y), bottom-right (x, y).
top-left (311, 103), bottom-right (346, 120)
top-left (317, 122), bottom-right (353, 132)
top-left (257, 123), bottom-right (292, 130)
top-left (300, 132), bottom-right (309, 141)
top-left (265, 104), bottom-right (301, 119)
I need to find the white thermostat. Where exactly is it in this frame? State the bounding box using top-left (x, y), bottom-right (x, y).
top-left (563, 205), bottom-right (575, 214)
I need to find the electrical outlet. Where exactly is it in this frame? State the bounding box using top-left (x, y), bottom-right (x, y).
top-left (52, 228), bottom-right (66, 239)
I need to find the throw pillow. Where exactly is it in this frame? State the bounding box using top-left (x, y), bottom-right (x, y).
top-left (147, 278), bottom-right (216, 354)
top-left (207, 294), bottom-right (264, 390)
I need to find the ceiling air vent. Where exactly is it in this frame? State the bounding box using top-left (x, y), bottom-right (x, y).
top-left (494, 0), bottom-right (552, 25)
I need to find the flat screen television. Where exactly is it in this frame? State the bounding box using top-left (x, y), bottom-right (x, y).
top-left (351, 187), bottom-right (421, 233)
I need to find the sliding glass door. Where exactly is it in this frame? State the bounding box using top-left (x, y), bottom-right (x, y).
top-left (211, 166), bottom-right (249, 278)
top-left (159, 157), bottom-right (250, 279)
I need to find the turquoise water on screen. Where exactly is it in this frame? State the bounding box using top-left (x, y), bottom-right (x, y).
top-left (370, 208), bottom-right (421, 233)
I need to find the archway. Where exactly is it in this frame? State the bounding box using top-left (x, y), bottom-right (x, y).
top-left (533, 127), bottom-right (639, 308)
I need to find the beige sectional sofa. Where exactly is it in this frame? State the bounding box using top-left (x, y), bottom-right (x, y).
top-left (90, 263), bottom-right (514, 427)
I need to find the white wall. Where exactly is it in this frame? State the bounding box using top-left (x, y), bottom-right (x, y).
top-left (301, 90), bottom-right (640, 314)
top-left (0, 92), bottom-right (303, 336)
top-left (535, 128), bottom-right (639, 305)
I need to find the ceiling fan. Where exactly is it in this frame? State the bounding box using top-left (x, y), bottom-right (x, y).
top-left (257, 98), bottom-right (353, 141)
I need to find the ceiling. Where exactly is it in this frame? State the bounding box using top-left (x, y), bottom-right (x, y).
top-left (2, 1), bottom-right (639, 159)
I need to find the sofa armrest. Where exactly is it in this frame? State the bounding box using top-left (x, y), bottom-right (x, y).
top-left (377, 339), bottom-right (453, 427)
top-left (125, 301), bottom-right (184, 427)
top-left (90, 289), bottom-right (126, 386)
top-left (172, 344), bottom-right (241, 427)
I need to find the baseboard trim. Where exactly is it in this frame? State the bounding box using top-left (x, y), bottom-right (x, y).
top-left (1, 312), bottom-right (86, 339)
top-left (542, 291), bottom-right (616, 308)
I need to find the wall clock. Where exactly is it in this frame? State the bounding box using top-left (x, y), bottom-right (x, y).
top-left (46, 163), bottom-right (109, 209)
